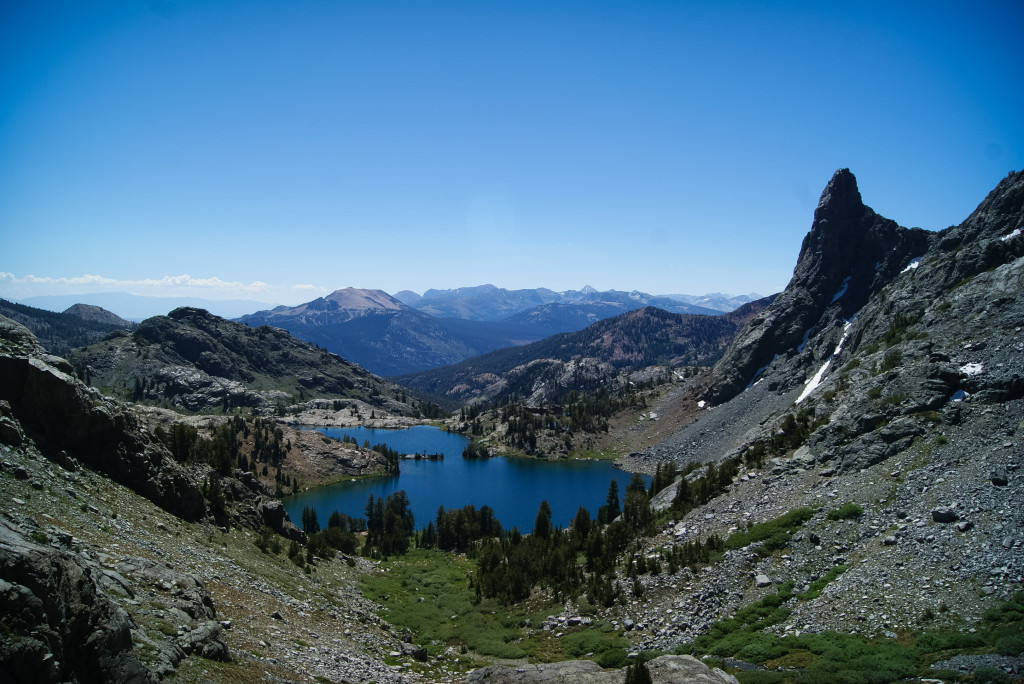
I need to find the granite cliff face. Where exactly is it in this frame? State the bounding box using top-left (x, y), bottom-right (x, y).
top-left (703, 167), bottom-right (1023, 408)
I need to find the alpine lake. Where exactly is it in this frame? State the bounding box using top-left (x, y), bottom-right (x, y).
top-left (283, 425), bottom-right (648, 533)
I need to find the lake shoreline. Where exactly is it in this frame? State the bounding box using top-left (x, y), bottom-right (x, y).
top-left (284, 425), bottom-right (649, 533)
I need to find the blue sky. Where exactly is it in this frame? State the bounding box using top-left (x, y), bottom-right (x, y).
top-left (2, 0), bottom-right (1022, 308)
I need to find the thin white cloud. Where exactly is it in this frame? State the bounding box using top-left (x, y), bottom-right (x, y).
top-left (0, 272), bottom-right (327, 305)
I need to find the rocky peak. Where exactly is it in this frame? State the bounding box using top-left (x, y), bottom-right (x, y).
top-left (812, 167), bottom-right (864, 223)
top-left (62, 303), bottom-right (132, 327)
top-left (703, 169), bottom-right (932, 404)
top-left (322, 287), bottom-right (407, 311)
top-left (167, 306), bottom-right (218, 322)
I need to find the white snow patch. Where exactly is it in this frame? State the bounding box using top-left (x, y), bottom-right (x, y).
top-left (830, 276), bottom-right (851, 303)
top-left (796, 320), bottom-right (853, 404)
top-left (901, 257), bottom-right (922, 274)
top-left (697, 400), bottom-right (706, 409)
top-left (745, 354), bottom-right (779, 390)
top-left (1001, 227), bottom-right (1022, 242)
top-left (951, 389), bottom-right (969, 402)
top-left (797, 327), bottom-right (814, 353)
top-left (959, 362), bottom-right (984, 376)
top-left (875, 261), bottom-right (882, 271)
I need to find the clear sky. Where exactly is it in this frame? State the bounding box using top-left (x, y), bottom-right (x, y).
top-left (2, 0), bottom-right (1022, 307)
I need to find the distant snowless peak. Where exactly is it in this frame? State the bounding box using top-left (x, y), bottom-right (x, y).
top-left (323, 287), bottom-right (405, 310)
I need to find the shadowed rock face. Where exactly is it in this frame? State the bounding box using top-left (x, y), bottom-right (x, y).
top-left (0, 315), bottom-right (206, 521)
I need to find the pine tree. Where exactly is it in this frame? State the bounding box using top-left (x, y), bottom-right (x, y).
top-left (625, 660), bottom-right (652, 684)
top-left (533, 500), bottom-right (552, 539)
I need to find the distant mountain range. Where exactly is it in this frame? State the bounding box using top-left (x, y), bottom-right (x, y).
top-left (239, 286), bottom-right (759, 376)
top-left (396, 299), bottom-right (773, 407)
top-left (12, 286), bottom-right (763, 376)
top-left (392, 284), bottom-right (736, 320)
top-left (662, 292), bottom-right (763, 312)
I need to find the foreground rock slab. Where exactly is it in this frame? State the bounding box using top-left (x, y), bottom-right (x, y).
top-left (465, 655), bottom-right (739, 683)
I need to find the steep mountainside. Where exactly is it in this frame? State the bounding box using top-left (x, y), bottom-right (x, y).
top-left (0, 316), bottom-right (407, 682)
top-left (702, 167), bottom-right (1021, 407)
top-left (0, 299), bottom-right (135, 357)
top-left (67, 307), bottom-right (417, 415)
top-left (611, 168), bottom-right (1023, 662)
top-left (399, 300), bottom-right (772, 408)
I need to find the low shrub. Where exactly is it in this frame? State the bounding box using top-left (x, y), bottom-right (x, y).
top-left (562, 630), bottom-right (607, 658)
top-left (797, 565), bottom-right (848, 601)
top-left (595, 648), bottom-right (630, 668)
top-left (826, 503), bottom-right (864, 521)
top-left (973, 667), bottom-right (1011, 684)
top-left (725, 508), bottom-right (815, 554)
top-left (880, 348), bottom-right (903, 371)
top-left (994, 633), bottom-right (1024, 656)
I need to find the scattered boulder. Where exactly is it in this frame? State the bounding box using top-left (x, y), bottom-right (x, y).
top-left (932, 507), bottom-right (959, 523)
top-left (990, 469), bottom-right (1009, 487)
top-left (258, 499), bottom-right (305, 543)
top-left (399, 642), bottom-right (427, 662)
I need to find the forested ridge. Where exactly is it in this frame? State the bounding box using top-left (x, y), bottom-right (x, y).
top-left (397, 300), bottom-right (772, 407)
top-left (0, 298), bottom-right (135, 356)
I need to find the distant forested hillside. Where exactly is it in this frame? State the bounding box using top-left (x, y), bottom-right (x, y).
top-left (0, 299), bottom-right (135, 357)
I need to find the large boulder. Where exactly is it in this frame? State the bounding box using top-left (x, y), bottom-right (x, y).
top-left (0, 520), bottom-right (151, 684)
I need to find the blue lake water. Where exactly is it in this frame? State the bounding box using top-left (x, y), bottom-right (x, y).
top-left (283, 425), bottom-right (648, 533)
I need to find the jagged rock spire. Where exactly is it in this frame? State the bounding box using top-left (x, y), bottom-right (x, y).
top-left (702, 169), bottom-right (930, 405)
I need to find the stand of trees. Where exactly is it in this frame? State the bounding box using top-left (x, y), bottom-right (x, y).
top-left (363, 491), bottom-right (415, 558)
